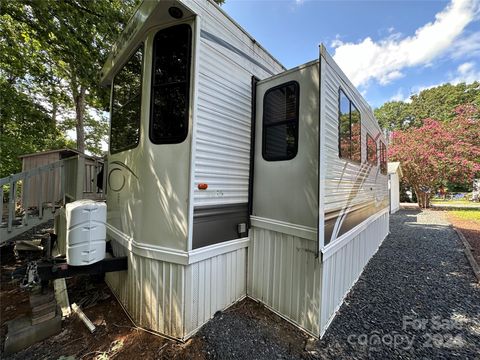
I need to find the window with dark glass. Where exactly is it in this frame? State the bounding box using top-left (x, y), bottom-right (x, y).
top-left (338, 89), bottom-right (361, 162)
top-left (110, 46), bottom-right (143, 154)
top-left (367, 134), bottom-right (377, 166)
top-left (262, 81), bottom-right (299, 161)
top-left (380, 141), bottom-right (387, 174)
top-left (150, 24), bottom-right (192, 144)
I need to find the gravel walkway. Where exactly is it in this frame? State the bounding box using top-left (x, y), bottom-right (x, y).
top-left (316, 209), bottom-right (480, 359)
top-left (196, 210), bottom-right (480, 359)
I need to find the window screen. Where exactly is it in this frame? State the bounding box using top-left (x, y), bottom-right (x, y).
top-left (262, 82), bottom-right (299, 161)
top-left (380, 141), bottom-right (387, 174)
top-left (150, 24), bottom-right (192, 144)
top-left (110, 45), bottom-right (143, 154)
top-left (367, 134), bottom-right (377, 166)
top-left (338, 89), bottom-right (361, 163)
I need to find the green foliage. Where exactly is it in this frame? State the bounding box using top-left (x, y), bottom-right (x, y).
top-left (0, 0), bottom-right (139, 172)
top-left (409, 82), bottom-right (480, 124)
top-left (375, 82), bottom-right (480, 132)
top-left (374, 101), bottom-right (413, 132)
top-left (389, 105), bottom-right (480, 208)
top-left (0, 80), bottom-right (73, 178)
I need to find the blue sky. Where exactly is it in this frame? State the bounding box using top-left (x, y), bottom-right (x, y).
top-left (222, 0), bottom-right (480, 108)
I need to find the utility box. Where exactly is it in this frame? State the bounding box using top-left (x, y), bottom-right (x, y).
top-left (66, 200), bottom-right (106, 266)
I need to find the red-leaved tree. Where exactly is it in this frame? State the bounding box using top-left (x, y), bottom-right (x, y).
top-left (388, 104), bottom-right (480, 208)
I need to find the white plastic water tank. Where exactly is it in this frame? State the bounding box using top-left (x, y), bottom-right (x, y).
top-left (66, 200), bottom-right (107, 266)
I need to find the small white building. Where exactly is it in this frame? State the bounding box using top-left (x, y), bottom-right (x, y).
top-left (388, 162), bottom-right (403, 214)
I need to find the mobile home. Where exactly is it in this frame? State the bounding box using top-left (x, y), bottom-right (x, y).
top-left (99, 0), bottom-right (389, 340)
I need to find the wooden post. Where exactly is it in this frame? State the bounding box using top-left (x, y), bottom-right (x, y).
top-left (39, 172), bottom-right (44, 219)
top-left (22, 174), bottom-right (29, 226)
top-left (60, 162), bottom-right (65, 206)
top-left (7, 177), bottom-right (15, 232)
top-left (0, 183), bottom-right (4, 226)
top-left (49, 164), bottom-right (55, 213)
top-left (76, 156), bottom-right (85, 201)
top-left (93, 159), bottom-right (98, 198)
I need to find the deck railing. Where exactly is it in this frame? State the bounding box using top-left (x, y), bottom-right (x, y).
top-left (0, 155), bottom-right (104, 244)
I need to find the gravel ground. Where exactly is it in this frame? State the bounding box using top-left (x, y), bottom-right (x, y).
top-left (195, 299), bottom-right (310, 360)
top-left (196, 210), bottom-right (480, 359)
top-left (314, 209), bottom-right (480, 359)
top-left (2, 210), bottom-right (479, 359)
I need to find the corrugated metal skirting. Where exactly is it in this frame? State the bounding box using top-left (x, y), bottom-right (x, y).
top-left (320, 211), bottom-right (389, 334)
top-left (106, 240), bottom-right (247, 339)
top-left (248, 228), bottom-right (322, 336)
top-left (184, 247), bottom-right (247, 336)
top-left (105, 242), bottom-right (185, 338)
top-left (248, 211), bottom-right (389, 337)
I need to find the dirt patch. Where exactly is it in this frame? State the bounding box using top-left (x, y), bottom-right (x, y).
top-left (1, 242), bottom-right (312, 360)
top-left (447, 212), bottom-right (480, 264)
top-left (0, 248), bottom-right (171, 360)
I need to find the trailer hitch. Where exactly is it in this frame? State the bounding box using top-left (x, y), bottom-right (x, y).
top-left (13, 257), bottom-right (128, 284)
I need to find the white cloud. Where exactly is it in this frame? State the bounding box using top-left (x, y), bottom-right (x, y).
top-left (389, 88), bottom-right (408, 102)
top-left (449, 31), bottom-right (480, 59)
top-left (451, 61), bottom-right (480, 83)
top-left (331, 0), bottom-right (480, 87)
top-left (379, 70), bottom-right (404, 85)
top-left (391, 62), bottom-right (479, 104)
top-left (457, 61), bottom-right (474, 74)
top-left (331, 34), bottom-right (343, 48)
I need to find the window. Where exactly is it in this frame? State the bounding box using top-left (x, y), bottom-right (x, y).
top-left (338, 89), bottom-right (361, 162)
top-left (380, 141), bottom-right (387, 174)
top-left (367, 134), bottom-right (377, 166)
top-left (150, 24), bottom-right (192, 144)
top-left (262, 81), bottom-right (299, 161)
top-left (110, 46), bottom-right (143, 154)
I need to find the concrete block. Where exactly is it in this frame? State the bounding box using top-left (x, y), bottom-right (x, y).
top-left (3, 313), bottom-right (62, 355)
top-left (31, 310), bottom-right (56, 325)
top-left (32, 300), bottom-right (57, 318)
top-left (29, 291), bottom-right (55, 308)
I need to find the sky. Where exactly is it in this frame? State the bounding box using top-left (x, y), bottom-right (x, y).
top-left (222, 0), bottom-right (480, 108)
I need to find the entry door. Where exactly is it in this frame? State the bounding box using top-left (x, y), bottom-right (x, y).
top-left (252, 64), bottom-right (319, 229)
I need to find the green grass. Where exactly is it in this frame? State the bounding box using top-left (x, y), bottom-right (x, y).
top-left (447, 209), bottom-right (480, 221)
top-left (431, 199), bottom-right (473, 205)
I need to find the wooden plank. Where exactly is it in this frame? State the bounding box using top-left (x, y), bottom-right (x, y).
top-left (60, 163), bottom-right (65, 205)
top-left (0, 182), bottom-right (4, 224)
top-left (53, 278), bottom-right (71, 317)
top-left (76, 156), bottom-right (85, 200)
top-left (49, 164), bottom-right (55, 213)
top-left (454, 228), bottom-right (480, 283)
top-left (7, 178), bottom-right (15, 232)
top-left (22, 174), bottom-right (29, 226)
top-left (38, 174), bottom-right (44, 219)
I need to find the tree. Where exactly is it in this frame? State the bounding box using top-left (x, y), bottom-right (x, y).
top-left (1, 0), bottom-right (226, 168)
top-left (374, 101), bottom-right (413, 132)
top-left (388, 105), bottom-right (480, 208)
top-left (409, 82), bottom-right (480, 124)
top-left (375, 82), bottom-right (480, 132)
top-left (1, 0), bottom-right (139, 155)
top-left (0, 80), bottom-right (74, 178)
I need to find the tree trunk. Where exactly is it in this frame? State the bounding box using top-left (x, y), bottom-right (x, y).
top-left (73, 85), bottom-right (86, 153)
top-left (414, 187), bottom-right (431, 209)
top-left (413, 185), bottom-right (425, 209)
top-left (51, 101), bottom-right (57, 125)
